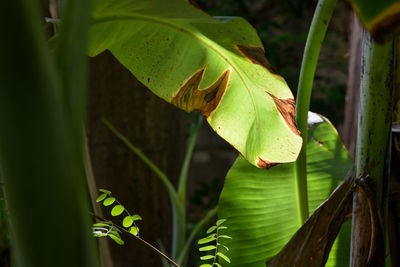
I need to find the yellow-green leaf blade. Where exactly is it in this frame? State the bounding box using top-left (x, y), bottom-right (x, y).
top-left (88, 0), bottom-right (302, 166)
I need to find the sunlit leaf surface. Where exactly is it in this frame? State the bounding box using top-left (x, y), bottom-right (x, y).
top-left (218, 113), bottom-right (353, 266)
top-left (88, 0), bottom-right (302, 166)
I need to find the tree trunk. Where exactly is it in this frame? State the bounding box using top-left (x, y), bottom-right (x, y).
top-left (88, 51), bottom-right (187, 267)
top-left (343, 12), bottom-right (362, 159)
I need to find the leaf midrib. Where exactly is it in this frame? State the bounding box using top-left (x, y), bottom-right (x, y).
top-left (91, 12), bottom-right (261, 156)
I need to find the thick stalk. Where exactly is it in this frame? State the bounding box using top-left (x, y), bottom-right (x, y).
top-left (350, 31), bottom-right (393, 267)
top-left (295, 0), bottom-right (337, 225)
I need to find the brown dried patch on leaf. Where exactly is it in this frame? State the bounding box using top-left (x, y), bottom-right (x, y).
top-left (268, 93), bottom-right (300, 136)
top-left (171, 68), bottom-right (230, 117)
top-left (257, 157), bottom-right (278, 169)
top-left (235, 44), bottom-right (277, 74)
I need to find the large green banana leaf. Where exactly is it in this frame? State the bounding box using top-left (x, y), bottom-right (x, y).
top-left (349, 0), bottom-right (400, 42)
top-left (87, 0), bottom-right (302, 166)
top-left (218, 113), bottom-right (353, 266)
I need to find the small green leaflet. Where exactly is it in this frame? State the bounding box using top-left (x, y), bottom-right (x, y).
top-left (206, 225), bottom-right (217, 234)
top-left (96, 193), bottom-right (107, 203)
top-left (199, 245), bottom-right (217, 251)
top-left (216, 219), bottom-right (226, 226)
top-left (99, 189), bottom-right (111, 194)
top-left (198, 234), bottom-right (216, 244)
top-left (111, 205), bottom-right (124, 216)
top-left (123, 216), bottom-right (134, 228)
top-left (109, 233), bottom-right (124, 245)
top-left (103, 197), bottom-right (116, 206)
top-left (217, 252), bottom-right (231, 263)
top-left (93, 222), bottom-right (112, 227)
top-left (129, 226), bottom-right (139, 236)
top-left (131, 214), bottom-right (142, 221)
top-left (200, 255), bottom-right (215, 260)
top-left (93, 232), bottom-right (107, 237)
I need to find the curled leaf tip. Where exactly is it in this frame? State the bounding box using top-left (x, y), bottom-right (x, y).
top-left (256, 157), bottom-right (278, 169)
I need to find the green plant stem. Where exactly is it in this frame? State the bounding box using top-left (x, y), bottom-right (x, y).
top-left (174, 112), bottom-right (202, 258)
top-left (177, 112), bottom-right (202, 204)
top-left (176, 206), bottom-right (218, 265)
top-left (295, 0), bottom-right (337, 225)
top-left (211, 227), bottom-right (219, 266)
top-left (355, 32), bottom-right (393, 209)
top-left (350, 32), bottom-right (393, 266)
top-left (102, 119), bottom-right (185, 260)
top-left (91, 213), bottom-right (180, 267)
